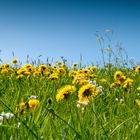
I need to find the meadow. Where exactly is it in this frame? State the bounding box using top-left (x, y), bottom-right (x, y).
top-left (0, 31), bottom-right (140, 140)
top-left (0, 56), bottom-right (140, 140)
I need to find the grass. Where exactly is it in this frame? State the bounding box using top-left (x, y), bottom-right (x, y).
top-left (0, 60), bottom-right (140, 140)
top-left (0, 30), bottom-right (140, 139)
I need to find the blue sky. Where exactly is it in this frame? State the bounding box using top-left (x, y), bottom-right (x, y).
top-left (0, 0), bottom-right (140, 65)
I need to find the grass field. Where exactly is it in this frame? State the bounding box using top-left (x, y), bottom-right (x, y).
top-left (0, 57), bottom-right (140, 140)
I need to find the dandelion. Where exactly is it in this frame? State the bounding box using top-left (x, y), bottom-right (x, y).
top-left (90, 66), bottom-right (97, 71)
top-left (78, 84), bottom-right (98, 103)
top-left (17, 102), bottom-right (26, 112)
top-left (136, 99), bottom-right (140, 106)
top-left (72, 62), bottom-right (78, 67)
top-left (56, 85), bottom-right (76, 102)
top-left (114, 71), bottom-right (123, 81)
top-left (56, 61), bottom-right (62, 66)
top-left (2, 63), bottom-right (10, 68)
top-left (135, 66), bottom-right (140, 73)
top-left (28, 98), bottom-right (39, 108)
top-left (39, 64), bottom-right (47, 72)
top-left (12, 58), bottom-right (18, 64)
top-left (49, 73), bottom-right (58, 80)
top-left (123, 78), bottom-right (133, 88)
top-left (1, 68), bottom-right (8, 74)
top-left (137, 87), bottom-right (140, 91)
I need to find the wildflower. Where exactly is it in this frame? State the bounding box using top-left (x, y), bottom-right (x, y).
top-left (77, 100), bottom-right (88, 106)
top-left (120, 98), bottom-right (124, 103)
top-left (0, 115), bottom-right (3, 121)
top-left (17, 68), bottom-right (26, 75)
top-left (78, 84), bottom-right (98, 102)
top-left (136, 99), bottom-right (140, 106)
top-left (114, 71), bottom-right (123, 81)
top-left (72, 62), bottom-right (78, 67)
top-left (90, 66), bottom-right (97, 71)
top-left (1, 112), bottom-right (14, 119)
top-left (98, 86), bottom-right (103, 93)
top-left (123, 78), bottom-right (133, 88)
top-left (76, 103), bottom-right (81, 108)
top-left (110, 83), bottom-right (117, 88)
top-left (56, 85), bottom-right (76, 102)
top-left (2, 63), bottom-right (10, 68)
top-left (0, 116), bottom-right (3, 125)
top-left (38, 64), bottom-right (47, 72)
top-left (56, 61), bottom-right (62, 66)
top-left (16, 74), bottom-right (24, 79)
top-left (29, 95), bottom-right (38, 99)
top-left (24, 64), bottom-right (33, 70)
top-left (137, 87), bottom-right (140, 91)
top-left (49, 73), bottom-right (58, 80)
top-left (24, 71), bottom-right (30, 76)
top-left (16, 102), bottom-right (26, 113)
top-left (135, 66), bottom-right (140, 73)
top-left (28, 98), bottom-right (39, 108)
top-left (12, 58), bottom-right (18, 64)
top-left (1, 68), bottom-right (8, 74)
top-left (17, 122), bottom-right (21, 128)
top-left (119, 75), bottom-right (126, 83)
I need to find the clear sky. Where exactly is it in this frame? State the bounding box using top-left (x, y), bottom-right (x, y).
top-left (0, 0), bottom-right (140, 65)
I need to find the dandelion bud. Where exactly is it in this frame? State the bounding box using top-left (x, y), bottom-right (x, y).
top-left (48, 98), bottom-right (52, 105)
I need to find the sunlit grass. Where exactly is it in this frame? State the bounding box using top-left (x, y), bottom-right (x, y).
top-left (0, 56), bottom-right (139, 139)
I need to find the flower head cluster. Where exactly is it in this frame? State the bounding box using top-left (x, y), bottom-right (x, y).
top-left (16, 95), bottom-right (39, 113)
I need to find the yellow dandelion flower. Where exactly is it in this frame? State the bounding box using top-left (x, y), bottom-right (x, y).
top-left (114, 71), bottom-right (123, 81)
top-left (24, 71), bottom-right (31, 76)
top-left (57, 68), bottom-right (66, 74)
top-left (90, 66), bottom-right (97, 71)
top-left (16, 102), bottom-right (26, 112)
top-left (38, 64), bottom-right (47, 71)
top-left (72, 62), bottom-right (78, 67)
top-left (56, 61), bottom-right (62, 65)
top-left (119, 75), bottom-right (126, 83)
top-left (110, 83), bottom-right (117, 88)
top-left (137, 87), bottom-right (140, 91)
top-left (12, 58), bottom-right (18, 64)
top-left (123, 78), bottom-right (133, 88)
top-left (56, 85), bottom-right (76, 102)
top-left (79, 79), bottom-right (88, 85)
top-left (1, 68), bottom-right (8, 74)
top-left (17, 68), bottom-right (26, 75)
top-left (33, 71), bottom-right (41, 76)
top-left (49, 73), bottom-right (58, 80)
top-left (136, 99), bottom-right (140, 106)
top-left (28, 98), bottom-right (39, 108)
top-left (78, 84), bottom-right (97, 102)
top-left (135, 66), bottom-right (140, 73)
top-left (2, 63), bottom-right (10, 68)
top-left (16, 74), bottom-right (24, 79)
top-left (24, 64), bottom-right (34, 71)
